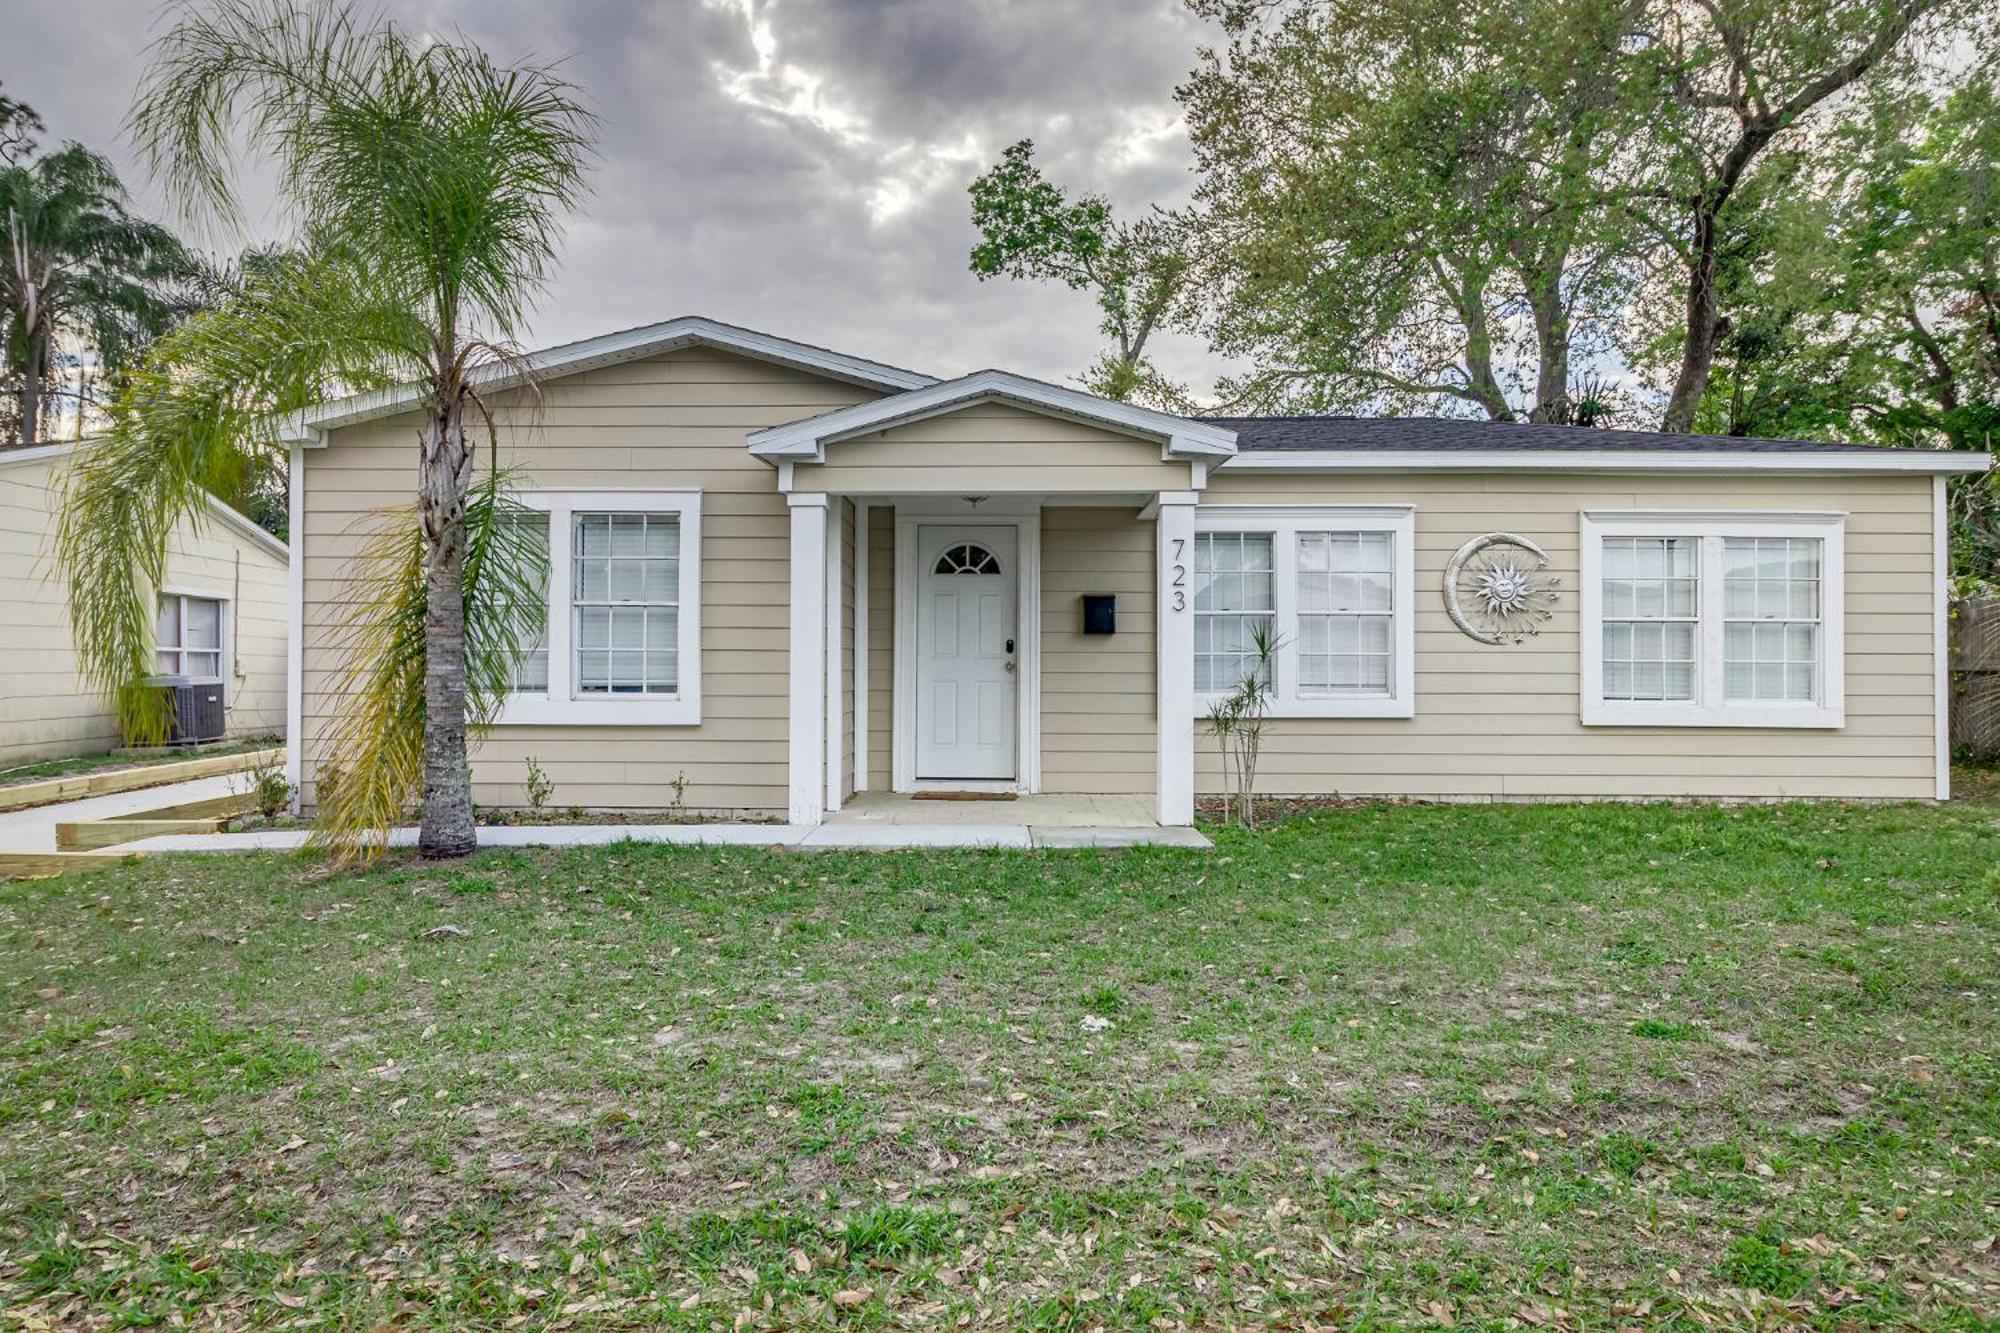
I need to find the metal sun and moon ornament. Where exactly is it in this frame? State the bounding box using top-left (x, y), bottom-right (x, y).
top-left (1443, 533), bottom-right (1561, 645)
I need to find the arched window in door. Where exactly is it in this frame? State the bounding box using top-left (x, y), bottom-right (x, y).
top-left (933, 543), bottom-right (1001, 576)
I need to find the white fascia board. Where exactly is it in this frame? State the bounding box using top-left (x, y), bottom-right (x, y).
top-left (747, 369), bottom-right (1239, 462)
top-left (277, 316), bottom-right (936, 447)
top-left (200, 494), bottom-right (289, 562)
top-left (0, 440), bottom-right (80, 470)
top-left (1219, 449), bottom-right (1993, 475)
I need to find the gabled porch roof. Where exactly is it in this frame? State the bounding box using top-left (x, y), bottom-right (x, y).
top-left (745, 368), bottom-right (1237, 465)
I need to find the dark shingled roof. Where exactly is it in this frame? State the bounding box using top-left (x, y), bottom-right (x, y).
top-left (1200, 415), bottom-right (1894, 454)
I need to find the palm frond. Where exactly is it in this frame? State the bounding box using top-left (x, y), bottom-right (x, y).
top-left (308, 470), bottom-right (548, 863)
top-left (56, 238), bottom-right (414, 741)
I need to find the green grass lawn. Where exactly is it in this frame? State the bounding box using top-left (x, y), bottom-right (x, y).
top-left (2, 794), bottom-right (1997, 1329)
top-left (0, 737), bottom-right (276, 791)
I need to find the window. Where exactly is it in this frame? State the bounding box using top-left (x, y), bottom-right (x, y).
top-left (1194, 532), bottom-right (1274, 693)
top-left (496, 491), bottom-right (702, 726)
top-left (1192, 507), bottom-right (1416, 718)
top-left (503, 511), bottom-right (551, 693)
top-left (1581, 512), bottom-right (1844, 728)
top-left (933, 543), bottom-right (1001, 576)
top-left (156, 593), bottom-right (224, 679)
top-left (573, 513), bottom-right (680, 695)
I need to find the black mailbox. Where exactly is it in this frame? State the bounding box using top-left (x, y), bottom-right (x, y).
top-left (1081, 594), bottom-right (1116, 635)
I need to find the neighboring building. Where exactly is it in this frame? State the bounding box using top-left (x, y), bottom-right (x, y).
top-left (0, 441), bottom-right (289, 767)
top-left (280, 317), bottom-right (1991, 824)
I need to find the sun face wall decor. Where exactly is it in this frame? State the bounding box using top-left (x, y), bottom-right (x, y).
top-left (1444, 533), bottom-right (1561, 644)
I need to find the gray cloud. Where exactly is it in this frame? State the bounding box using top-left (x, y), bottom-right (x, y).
top-left (5, 0), bottom-right (1229, 392)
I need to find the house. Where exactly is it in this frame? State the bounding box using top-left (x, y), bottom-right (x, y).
top-left (279, 317), bottom-right (1990, 826)
top-left (0, 441), bottom-right (289, 767)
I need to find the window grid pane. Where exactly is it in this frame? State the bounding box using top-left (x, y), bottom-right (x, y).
top-left (1296, 531), bottom-right (1395, 696)
top-left (155, 594), bottom-right (225, 679)
top-left (504, 512), bottom-right (552, 694)
top-left (1600, 537), bottom-right (1699, 701)
top-left (1722, 537), bottom-right (1820, 702)
top-left (1194, 532), bottom-right (1274, 694)
top-left (573, 512), bottom-right (679, 695)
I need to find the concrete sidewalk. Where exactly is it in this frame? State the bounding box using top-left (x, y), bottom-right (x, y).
top-left (0, 774), bottom-right (247, 854)
top-left (120, 820), bottom-right (1210, 854)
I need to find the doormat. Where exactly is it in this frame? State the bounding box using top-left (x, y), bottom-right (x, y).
top-left (912, 791), bottom-right (1019, 801)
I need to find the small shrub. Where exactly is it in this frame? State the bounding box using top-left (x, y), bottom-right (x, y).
top-left (523, 755), bottom-right (554, 815)
top-left (247, 753), bottom-right (294, 819)
top-left (1718, 1228), bottom-right (1814, 1296)
top-left (1631, 1018), bottom-right (1699, 1041)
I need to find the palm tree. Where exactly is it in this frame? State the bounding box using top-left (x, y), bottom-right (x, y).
top-left (2, 143), bottom-right (191, 443)
top-left (60, 0), bottom-right (590, 859)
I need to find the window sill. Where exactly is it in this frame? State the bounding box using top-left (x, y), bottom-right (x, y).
top-left (1196, 695), bottom-right (1415, 720)
top-left (1581, 701), bottom-right (1844, 729)
top-left (495, 695), bottom-right (701, 727)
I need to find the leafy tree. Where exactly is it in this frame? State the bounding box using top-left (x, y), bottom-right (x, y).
top-left (1180, 0), bottom-right (1646, 420)
top-left (968, 139), bottom-right (1190, 407)
top-left (2, 143), bottom-right (193, 443)
top-left (61, 0), bottom-right (590, 859)
top-left (0, 83), bottom-right (42, 165)
top-left (1634, 0), bottom-right (1972, 432)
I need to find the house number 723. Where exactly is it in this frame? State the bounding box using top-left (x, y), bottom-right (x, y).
top-left (1169, 537), bottom-right (1187, 612)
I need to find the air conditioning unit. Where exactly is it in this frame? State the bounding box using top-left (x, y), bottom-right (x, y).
top-left (153, 677), bottom-right (227, 744)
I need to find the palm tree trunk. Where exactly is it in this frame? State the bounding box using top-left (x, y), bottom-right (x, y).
top-left (417, 395), bottom-right (477, 858)
top-left (18, 327), bottom-right (43, 446)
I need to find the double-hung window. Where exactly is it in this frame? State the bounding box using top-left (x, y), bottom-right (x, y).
top-left (1192, 506), bottom-right (1416, 718)
top-left (156, 592), bottom-right (225, 680)
top-left (1581, 512), bottom-right (1843, 728)
top-left (497, 491), bottom-right (702, 726)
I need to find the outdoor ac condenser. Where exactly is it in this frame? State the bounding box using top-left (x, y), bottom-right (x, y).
top-left (153, 678), bottom-right (227, 744)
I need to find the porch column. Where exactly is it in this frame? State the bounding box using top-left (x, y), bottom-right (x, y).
top-left (788, 493), bottom-right (830, 825)
top-left (1155, 491), bottom-right (1198, 826)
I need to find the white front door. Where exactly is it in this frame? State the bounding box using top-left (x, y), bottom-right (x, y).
top-left (915, 524), bottom-right (1018, 782)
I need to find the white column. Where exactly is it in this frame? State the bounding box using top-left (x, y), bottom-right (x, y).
top-left (788, 493), bottom-right (830, 826)
top-left (1155, 491), bottom-right (1198, 826)
top-left (823, 499), bottom-right (844, 813)
top-left (852, 501), bottom-right (870, 793)
top-left (285, 441), bottom-right (306, 811)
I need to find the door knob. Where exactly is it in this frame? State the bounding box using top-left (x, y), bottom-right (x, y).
top-left (1004, 661), bottom-right (1016, 673)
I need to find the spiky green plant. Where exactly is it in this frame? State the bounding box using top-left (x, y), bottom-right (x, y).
top-left (60, 0), bottom-right (592, 859)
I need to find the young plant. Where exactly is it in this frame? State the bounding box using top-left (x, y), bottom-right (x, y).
top-left (523, 755), bottom-right (554, 815)
top-left (247, 749), bottom-right (294, 819)
top-left (1205, 622), bottom-right (1280, 830)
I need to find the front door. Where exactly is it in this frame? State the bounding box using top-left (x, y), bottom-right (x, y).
top-left (915, 524), bottom-right (1018, 782)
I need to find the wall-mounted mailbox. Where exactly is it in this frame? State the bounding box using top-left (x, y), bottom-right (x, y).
top-left (1081, 594), bottom-right (1117, 635)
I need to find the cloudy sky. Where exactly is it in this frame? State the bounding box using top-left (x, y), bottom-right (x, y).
top-left (7, 0), bottom-right (1231, 393)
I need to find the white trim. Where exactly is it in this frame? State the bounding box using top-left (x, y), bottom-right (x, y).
top-left (853, 501), bottom-right (870, 793)
top-left (749, 369), bottom-right (1237, 463)
top-left (198, 494), bottom-right (290, 562)
top-left (1934, 474), bottom-right (1951, 800)
top-left (152, 586), bottom-right (233, 686)
top-left (824, 501), bottom-right (844, 812)
top-left (286, 442), bottom-right (305, 803)
top-left (277, 316), bottom-right (933, 446)
top-left (494, 489), bottom-right (704, 726)
top-left (891, 510), bottom-right (1041, 794)
top-left (788, 493), bottom-right (830, 824)
top-left (1579, 510), bottom-right (1846, 729)
top-left (1190, 505), bottom-right (1419, 719)
top-left (0, 441), bottom-right (78, 469)
top-left (1155, 493), bottom-right (1198, 826)
top-left (1219, 449), bottom-right (1992, 475)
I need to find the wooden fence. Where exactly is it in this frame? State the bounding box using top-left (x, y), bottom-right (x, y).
top-left (1953, 596), bottom-right (2000, 761)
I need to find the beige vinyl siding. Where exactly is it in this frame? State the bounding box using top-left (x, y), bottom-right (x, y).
top-left (0, 451), bottom-right (287, 766)
top-left (1041, 508), bottom-right (1156, 795)
top-left (1195, 469), bottom-right (1940, 801)
top-left (866, 505), bottom-right (894, 787)
top-left (299, 348), bottom-right (877, 812)
top-left (791, 403), bottom-right (1197, 495)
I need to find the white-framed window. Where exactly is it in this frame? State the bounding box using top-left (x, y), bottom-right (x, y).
top-left (1192, 505), bottom-right (1416, 718)
top-left (1580, 511), bottom-right (1844, 728)
top-left (156, 591), bottom-right (225, 680)
top-left (496, 490), bottom-right (702, 726)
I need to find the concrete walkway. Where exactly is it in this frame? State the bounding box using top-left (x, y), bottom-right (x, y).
top-left (0, 774), bottom-right (246, 853)
top-left (120, 819), bottom-right (1209, 854)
